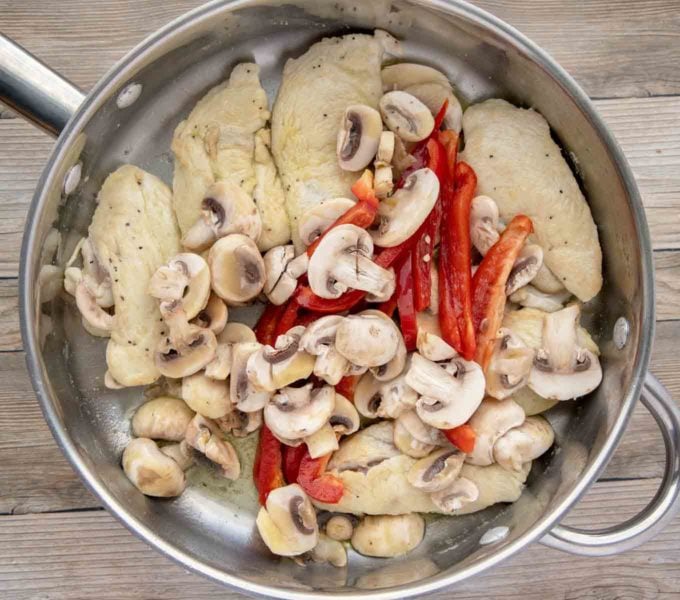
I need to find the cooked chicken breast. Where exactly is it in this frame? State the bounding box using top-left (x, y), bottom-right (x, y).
top-left (172, 63), bottom-right (290, 251)
top-left (314, 423), bottom-right (529, 515)
top-left (89, 165), bottom-right (181, 386)
top-left (271, 32), bottom-right (398, 249)
top-left (461, 99), bottom-right (603, 302)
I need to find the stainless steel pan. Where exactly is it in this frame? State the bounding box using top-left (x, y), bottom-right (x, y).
top-left (2, 1), bottom-right (679, 598)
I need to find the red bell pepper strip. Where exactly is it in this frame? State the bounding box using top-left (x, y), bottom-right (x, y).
top-left (282, 444), bottom-right (307, 485)
top-left (411, 100), bottom-right (449, 157)
top-left (294, 310), bottom-right (320, 329)
top-left (254, 302), bottom-right (286, 346)
top-left (335, 375), bottom-right (359, 402)
top-left (439, 160), bottom-right (477, 360)
top-left (377, 293), bottom-right (398, 318)
top-left (253, 426), bottom-right (286, 505)
top-left (472, 214), bottom-right (534, 370)
top-left (297, 451), bottom-right (344, 503)
top-left (274, 297), bottom-right (301, 338)
top-left (306, 170), bottom-right (379, 257)
top-left (396, 256), bottom-right (418, 351)
top-left (443, 424), bottom-right (476, 454)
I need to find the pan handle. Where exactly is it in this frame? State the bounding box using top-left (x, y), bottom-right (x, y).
top-left (0, 34), bottom-right (84, 137)
top-left (540, 373), bottom-right (680, 556)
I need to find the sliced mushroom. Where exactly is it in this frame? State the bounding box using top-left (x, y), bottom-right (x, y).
top-left (182, 181), bottom-right (262, 250)
top-left (304, 423), bottom-right (339, 459)
top-left (351, 514), bottom-right (425, 558)
top-left (429, 477), bottom-right (479, 512)
top-left (404, 82), bottom-right (463, 133)
top-left (300, 315), bottom-right (349, 385)
top-left (381, 63), bottom-right (451, 93)
top-left (360, 310), bottom-right (407, 381)
top-left (406, 354), bottom-right (485, 429)
top-left (465, 397), bottom-right (525, 466)
top-left (470, 195), bottom-right (500, 256)
top-left (104, 370), bottom-right (124, 389)
top-left (407, 447), bottom-right (466, 492)
top-left (336, 104), bottom-right (383, 171)
top-left (75, 281), bottom-right (114, 332)
top-left (230, 342), bottom-right (271, 412)
top-left (184, 414), bottom-right (240, 479)
top-left (215, 408), bottom-right (262, 438)
top-left (148, 253), bottom-right (211, 320)
top-left (256, 483), bottom-right (318, 556)
top-left (370, 168), bottom-right (439, 247)
top-left (509, 285), bottom-right (572, 313)
top-left (122, 437), bottom-right (186, 497)
top-left (191, 294), bottom-right (228, 334)
top-left (325, 515), bottom-right (355, 542)
top-left (494, 415), bottom-right (555, 472)
top-left (159, 440), bottom-right (194, 471)
top-left (335, 314), bottom-right (400, 368)
top-left (394, 410), bottom-right (446, 458)
top-left (506, 244), bottom-right (543, 295)
top-left (354, 371), bottom-right (384, 419)
top-left (329, 393), bottom-right (360, 436)
top-left (298, 198), bottom-right (356, 247)
top-left (181, 372), bottom-right (231, 419)
top-left (204, 343), bottom-right (232, 380)
top-left (416, 331), bottom-right (457, 362)
top-left (375, 130), bottom-right (395, 166)
top-left (485, 329), bottom-right (534, 400)
top-left (217, 322), bottom-right (256, 344)
top-left (528, 305), bottom-right (603, 400)
top-left (379, 91), bottom-right (434, 142)
top-left (309, 533), bottom-right (347, 568)
top-left (264, 384), bottom-right (335, 440)
top-left (374, 164), bottom-right (394, 199)
top-left (377, 374), bottom-right (418, 419)
top-left (263, 245), bottom-right (308, 305)
top-left (208, 234), bottom-right (266, 305)
top-left (155, 322), bottom-right (217, 379)
top-left (307, 225), bottom-right (394, 300)
top-left (131, 396), bottom-right (195, 441)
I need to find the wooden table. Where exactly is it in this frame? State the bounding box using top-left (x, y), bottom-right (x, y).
top-left (1, 1), bottom-right (679, 598)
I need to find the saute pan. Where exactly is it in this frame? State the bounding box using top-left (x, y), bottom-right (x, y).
top-left (1, 1), bottom-right (679, 598)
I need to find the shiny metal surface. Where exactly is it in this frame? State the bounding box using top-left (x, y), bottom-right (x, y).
top-left (0, 33), bottom-right (84, 136)
top-left (5, 0), bottom-right (678, 597)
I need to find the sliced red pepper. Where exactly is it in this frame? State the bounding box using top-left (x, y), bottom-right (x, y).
top-left (254, 302), bottom-right (286, 346)
top-left (377, 293), bottom-right (398, 318)
top-left (253, 425), bottom-right (286, 505)
top-left (396, 256), bottom-right (418, 351)
top-left (297, 451), bottom-right (344, 503)
top-left (282, 444), bottom-right (307, 485)
top-left (295, 310), bottom-right (320, 329)
top-left (306, 170), bottom-right (379, 257)
top-left (335, 375), bottom-right (358, 402)
top-left (443, 424), bottom-right (476, 454)
top-left (411, 100), bottom-right (449, 156)
top-left (274, 297), bottom-right (301, 338)
top-left (472, 214), bottom-right (534, 369)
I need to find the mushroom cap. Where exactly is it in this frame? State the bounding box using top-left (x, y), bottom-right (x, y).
top-left (485, 328), bottom-right (534, 400)
top-left (298, 198), bottom-right (356, 247)
top-left (360, 309), bottom-right (407, 380)
top-left (148, 253), bottom-right (211, 320)
top-left (184, 414), bottom-right (241, 479)
top-left (465, 397), bottom-right (526, 466)
top-left (407, 447), bottom-right (466, 493)
top-left (263, 245), bottom-right (298, 306)
top-left (264, 384), bottom-right (335, 440)
top-left (230, 341), bottom-right (271, 412)
top-left (506, 244), bottom-right (544, 295)
top-left (300, 315), bottom-right (345, 355)
top-left (406, 354), bottom-right (486, 429)
top-left (335, 314), bottom-right (400, 368)
top-left (369, 168), bottom-right (439, 248)
top-left (336, 104), bottom-right (383, 171)
top-left (379, 90), bottom-right (435, 142)
top-left (191, 293), bottom-right (228, 335)
top-left (494, 415), bottom-right (555, 472)
top-left (429, 477), bottom-right (480, 513)
top-left (351, 514), bottom-right (425, 557)
top-left (208, 234), bottom-right (266, 304)
top-left (256, 484), bottom-right (319, 556)
top-left (329, 392), bottom-right (360, 436)
top-left (403, 82), bottom-right (462, 132)
top-left (217, 322), bottom-right (256, 344)
top-left (155, 325), bottom-right (217, 379)
top-left (122, 438), bottom-right (186, 498)
top-left (354, 371), bottom-right (384, 419)
top-left (181, 372), bottom-right (231, 419)
top-left (394, 409), bottom-right (446, 457)
top-left (131, 396), bottom-right (195, 441)
top-left (470, 195), bottom-right (500, 256)
top-left (381, 62), bottom-right (451, 92)
top-left (416, 330), bottom-right (457, 362)
top-left (160, 441), bottom-right (194, 471)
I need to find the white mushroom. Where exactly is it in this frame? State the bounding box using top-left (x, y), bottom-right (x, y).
top-left (217, 322), bottom-right (257, 344)
top-left (329, 393), bottom-right (360, 436)
top-left (122, 438), bottom-right (186, 497)
top-left (509, 285), bottom-right (572, 313)
top-left (325, 515), bottom-right (356, 542)
top-left (148, 253), bottom-right (211, 320)
top-left (360, 310), bottom-right (407, 381)
top-left (405, 354), bottom-right (485, 429)
top-left (182, 181), bottom-right (262, 250)
top-left (264, 384), bottom-right (335, 440)
top-left (155, 313), bottom-right (217, 379)
top-left (470, 195), bottom-right (500, 256)
top-left (370, 168), bottom-right (439, 248)
top-left (300, 315), bottom-right (349, 386)
top-left (416, 330), bottom-right (457, 362)
top-left (351, 514), bottom-right (425, 558)
top-left (191, 294), bottom-right (228, 334)
top-left (528, 304), bottom-right (603, 400)
top-left (354, 371), bottom-right (417, 421)
top-left (465, 398), bottom-right (526, 466)
top-left (307, 225), bottom-right (394, 300)
top-left (506, 244), bottom-right (544, 295)
top-left (485, 328), bottom-right (534, 400)
top-left (298, 198), bottom-right (356, 247)
top-left (159, 440), bottom-right (194, 471)
top-left (256, 483), bottom-right (318, 556)
top-left (379, 91), bottom-right (434, 142)
top-left (309, 533), bottom-right (348, 568)
top-left (494, 416), bottom-right (555, 472)
top-left (204, 343), bottom-right (232, 380)
top-left (403, 82), bottom-right (463, 133)
top-left (374, 164), bottom-right (394, 199)
top-left (381, 63), bottom-right (451, 92)
top-left (393, 410), bottom-right (446, 458)
top-left (230, 342), bottom-right (271, 412)
top-left (184, 414), bottom-right (240, 479)
top-left (375, 130), bottom-right (395, 166)
top-left (336, 104), bottom-right (383, 171)
top-left (74, 281), bottom-right (114, 332)
top-left (215, 408), bottom-right (262, 438)
top-left (208, 234), bottom-right (266, 305)
top-left (353, 371), bottom-right (383, 419)
top-left (407, 447), bottom-right (466, 492)
top-left (181, 372), bottom-right (231, 419)
top-left (335, 314), bottom-right (400, 368)
top-left (131, 396), bottom-right (195, 441)
top-left (429, 477), bottom-right (479, 512)
top-left (304, 423), bottom-right (339, 459)
top-left (263, 245), bottom-right (308, 305)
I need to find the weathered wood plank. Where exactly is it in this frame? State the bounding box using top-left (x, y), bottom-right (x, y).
top-left (0, 279), bottom-right (21, 352)
top-left (0, 478), bottom-right (677, 599)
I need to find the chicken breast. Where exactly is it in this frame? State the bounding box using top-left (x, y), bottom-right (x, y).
top-left (461, 99), bottom-right (603, 302)
top-left (271, 32), bottom-right (398, 249)
top-left (314, 423), bottom-right (529, 515)
top-left (171, 63), bottom-right (290, 251)
top-left (89, 165), bottom-right (181, 386)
